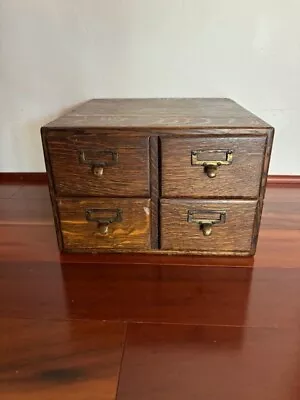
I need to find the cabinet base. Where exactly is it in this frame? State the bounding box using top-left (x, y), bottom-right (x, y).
top-left (60, 248), bottom-right (255, 257)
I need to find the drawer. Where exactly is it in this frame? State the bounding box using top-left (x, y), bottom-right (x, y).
top-left (161, 136), bottom-right (267, 198)
top-left (160, 199), bottom-right (258, 253)
top-left (47, 134), bottom-right (150, 197)
top-left (58, 198), bottom-right (151, 250)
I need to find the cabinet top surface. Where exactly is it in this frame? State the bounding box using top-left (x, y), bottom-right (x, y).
top-left (44, 98), bottom-right (271, 130)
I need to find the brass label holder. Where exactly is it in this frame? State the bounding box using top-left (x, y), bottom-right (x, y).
top-left (191, 149), bottom-right (233, 178)
top-left (79, 149), bottom-right (118, 176)
top-left (187, 210), bottom-right (226, 237)
top-left (85, 208), bottom-right (122, 234)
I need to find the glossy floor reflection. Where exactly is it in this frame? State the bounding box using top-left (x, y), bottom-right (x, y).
top-left (2, 262), bottom-right (300, 329)
top-left (0, 183), bottom-right (300, 399)
top-left (0, 318), bottom-right (125, 400)
top-left (118, 323), bottom-right (300, 400)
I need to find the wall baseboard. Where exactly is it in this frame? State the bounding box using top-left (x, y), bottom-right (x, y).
top-left (267, 175), bottom-right (300, 186)
top-left (0, 172), bottom-right (47, 183)
top-left (0, 172), bottom-right (300, 186)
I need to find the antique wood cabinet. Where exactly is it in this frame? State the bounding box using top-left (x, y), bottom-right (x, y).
top-left (41, 98), bottom-right (274, 256)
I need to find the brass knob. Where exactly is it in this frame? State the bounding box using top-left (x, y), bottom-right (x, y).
top-left (201, 223), bottom-right (212, 236)
top-left (92, 166), bottom-right (104, 176)
top-left (205, 164), bottom-right (217, 178)
top-left (98, 223), bottom-right (109, 234)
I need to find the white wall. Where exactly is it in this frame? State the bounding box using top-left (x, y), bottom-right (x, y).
top-left (0, 0), bottom-right (299, 174)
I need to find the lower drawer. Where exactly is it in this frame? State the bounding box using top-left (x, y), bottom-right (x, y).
top-left (160, 199), bottom-right (258, 254)
top-left (58, 198), bottom-right (151, 251)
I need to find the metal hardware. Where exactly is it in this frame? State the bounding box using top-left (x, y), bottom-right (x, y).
top-left (187, 210), bottom-right (226, 237)
top-left (92, 166), bottom-right (104, 176)
top-left (85, 208), bottom-right (122, 234)
top-left (79, 149), bottom-right (118, 176)
top-left (191, 149), bottom-right (233, 178)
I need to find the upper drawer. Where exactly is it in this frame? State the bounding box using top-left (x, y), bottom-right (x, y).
top-left (46, 133), bottom-right (150, 197)
top-left (161, 136), bottom-right (267, 198)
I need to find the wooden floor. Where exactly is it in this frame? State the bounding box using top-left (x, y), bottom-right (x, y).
top-left (0, 183), bottom-right (300, 399)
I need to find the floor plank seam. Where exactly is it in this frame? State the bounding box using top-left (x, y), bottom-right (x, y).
top-left (115, 322), bottom-right (129, 399)
top-left (0, 315), bottom-right (287, 331)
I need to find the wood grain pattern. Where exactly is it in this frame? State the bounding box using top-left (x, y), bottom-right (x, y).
top-left (161, 135), bottom-right (267, 198)
top-left (3, 172), bottom-right (297, 186)
top-left (118, 323), bottom-right (300, 400)
top-left (41, 98), bottom-right (274, 255)
top-left (149, 136), bottom-right (159, 248)
top-left (1, 182), bottom-right (300, 400)
top-left (251, 129), bottom-right (274, 252)
top-left (160, 199), bottom-right (258, 254)
top-left (44, 98), bottom-right (271, 129)
top-left (1, 185), bottom-right (300, 265)
top-left (58, 197), bottom-right (151, 251)
top-left (0, 188), bottom-right (299, 273)
top-left (1, 187), bottom-right (300, 323)
top-left (0, 318), bottom-right (125, 400)
top-left (259, 128), bottom-right (274, 198)
top-left (45, 133), bottom-right (150, 197)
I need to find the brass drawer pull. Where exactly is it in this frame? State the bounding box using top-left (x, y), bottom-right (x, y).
top-left (85, 208), bottom-right (122, 234)
top-left (187, 210), bottom-right (226, 237)
top-left (79, 149), bottom-right (118, 176)
top-left (191, 149), bottom-right (233, 178)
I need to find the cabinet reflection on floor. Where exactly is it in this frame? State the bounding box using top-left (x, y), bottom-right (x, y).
top-left (0, 183), bottom-right (300, 399)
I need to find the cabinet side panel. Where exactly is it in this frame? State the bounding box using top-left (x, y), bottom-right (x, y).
top-left (260, 128), bottom-right (275, 199)
top-left (251, 128), bottom-right (275, 254)
top-left (41, 127), bottom-right (64, 251)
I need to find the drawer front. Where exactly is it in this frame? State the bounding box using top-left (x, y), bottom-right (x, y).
top-left (47, 133), bottom-right (150, 197)
top-left (161, 136), bottom-right (267, 198)
top-left (58, 198), bottom-right (151, 250)
top-left (160, 199), bottom-right (258, 253)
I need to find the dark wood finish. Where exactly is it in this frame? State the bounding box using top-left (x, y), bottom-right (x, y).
top-left (2, 184), bottom-right (300, 266)
top-left (41, 98), bottom-right (274, 255)
top-left (2, 183), bottom-right (300, 399)
top-left (44, 98), bottom-right (271, 129)
top-left (42, 130), bottom-right (64, 250)
top-left (160, 199), bottom-right (258, 254)
top-left (149, 136), bottom-right (159, 248)
top-left (0, 184), bottom-right (22, 199)
top-left (117, 323), bottom-right (300, 400)
top-left (0, 318), bottom-right (125, 399)
top-left (161, 135), bottom-right (268, 198)
top-left (0, 261), bottom-right (253, 323)
top-left (0, 197), bottom-right (52, 224)
top-left (11, 185), bottom-right (50, 199)
top-left (4, 258), bottom-right (300, 328)
top-left (251, 128), bottom-right (274, 252)
top-left (0, 172), bottom-right (47, 183)
top-left (2, 172), bottom-right (298, 186)
top-left (45, 133), bottom-right (150, 197)
top-left (260, 128), bottom-right (274, 196)
top-left (58, 197), bottom-right (151, 251)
